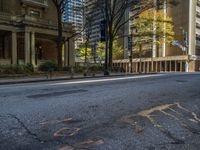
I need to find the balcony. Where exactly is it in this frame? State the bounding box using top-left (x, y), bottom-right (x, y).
top-left (21, 0), bottom-right (48, 8)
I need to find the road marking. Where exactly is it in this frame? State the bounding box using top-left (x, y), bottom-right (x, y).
top-left (121, 102), bottom-right (200, 144)
top-left (52, 74), bottom-right (165, 86)
top-left (54, 127), bottom-right (81, 137)
top-left (40, 118), bottom-right (73, 125)
top-left (58, 139), bottom-right (104, 150)
top-left (0, 74), bottom-right (166, 91)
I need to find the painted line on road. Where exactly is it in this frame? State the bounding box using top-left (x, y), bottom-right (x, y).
top-left (52, 74), bottom-right (165, 86)
top-left (0, 74), bottom-right (165, 90)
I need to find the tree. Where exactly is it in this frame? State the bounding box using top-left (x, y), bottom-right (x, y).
top-left (96, 40), bottom-right (123, 61)
top-left (97, 0), bottom-right (178, 72)
top-left (96, 42), bottom-right (106, 63)
top-left (112, 40), bottom-right (124, 60)
top-left (52, 0), bottom-right (66, 70)
top-left (77, 45), bottom-right (93, 62)
top-left (52, 0), bottom-right (88, 68)
top-left (132, 9), bottom-right (175, 73)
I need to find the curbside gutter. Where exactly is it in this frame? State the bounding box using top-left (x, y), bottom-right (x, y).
top-left (0, 73), bottom-right (161, 85)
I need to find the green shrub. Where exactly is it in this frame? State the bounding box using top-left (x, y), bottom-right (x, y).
top-left (38, 61), bottom-right (58, 72)
top-left (0, 64), bottom-right (34, 74)
top-left (73, 65), bottom-right (86, 73)
top-left (25, 63), bottom-right (34, 73)
top-left (88, 65), bottom-right (104, 73)
top-left (62, 66), bottom-right (71, 72)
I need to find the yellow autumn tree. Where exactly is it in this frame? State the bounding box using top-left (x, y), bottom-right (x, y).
top-left (132, 9), bottom-right (175, 73)
top-left (96, 40), bottom-right (123, 61)
top-left (133, 9), bottom-right (175, 56)
top-left (77, 46), bottom-right (93, 62)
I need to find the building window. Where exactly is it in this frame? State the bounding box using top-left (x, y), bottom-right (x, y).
top-left (0, 33), bottom-right (11, 59)
top-left (29, 9), bottom-right (41, 18)
top-left (0, 0), bottom-right (3, 11)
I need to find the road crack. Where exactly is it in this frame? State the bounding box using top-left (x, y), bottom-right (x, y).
top-left (0, 114), bottom-right (43, 143)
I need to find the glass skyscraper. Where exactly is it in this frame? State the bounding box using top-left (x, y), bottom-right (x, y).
top-left (64, 0), bottom-right (84, 49)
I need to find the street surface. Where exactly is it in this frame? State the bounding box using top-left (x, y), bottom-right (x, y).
top-left (0, 73), bottom-right (200, 150)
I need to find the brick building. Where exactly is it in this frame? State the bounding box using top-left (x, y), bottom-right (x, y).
top-left (0, 0), bottom-right (75, 67)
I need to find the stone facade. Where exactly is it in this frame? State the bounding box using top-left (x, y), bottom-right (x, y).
top-left (0, 0), bottom-right (75, 67)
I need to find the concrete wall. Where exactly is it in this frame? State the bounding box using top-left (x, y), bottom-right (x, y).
top-left (1, 0), bottom-right (58, 23)
top-left (166, 0), bottom-right (189, 56)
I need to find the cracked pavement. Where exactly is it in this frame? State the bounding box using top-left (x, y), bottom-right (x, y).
top-left (0, 73), bottom-right (200, 150)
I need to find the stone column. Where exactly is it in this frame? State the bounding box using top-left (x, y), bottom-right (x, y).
top-left (125, 63), bottom-right (128, 73)
top-left (165, 61), bottom-right (167, 72)
top-left (31, 32), bottom-right (36, 66)
top-left (136, 62), bottom-right (138, 73)
top-left (188, 0), bottom-right (197, 55)
top-left (12, 31), bottom-right (17, 64)
top-left (147, 62), bottom-right (150, 73)
top-left (188, 61), bottom-right (195, 72)
top-left (151, 60), bottom-right (154, 72)
top-left (180, 61), bottom-right (183, 72)
top-left (175, 60), bottom-right (177, 72)
top-left (143, 62), bottom-right (146, 73)
top-left (160, 61), bottom-right (162, 72)
top-left (156, 61), bottom-right (158, 72)
top-left (185, 61), bottom-right (189, 72)
top-left (170, 61), bottom-right (172, 72)
top-left (25, 32), bottom-right (31, 64)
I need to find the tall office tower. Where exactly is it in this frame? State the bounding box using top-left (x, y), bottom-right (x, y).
top-left (63, 0), bottom-right (84, 49)
top-left (84, 0), bottom-right (103, 47)
top-left (122, 0), bottom-right (200, 72)
top-left (85, 0), bottom-right (127, 51)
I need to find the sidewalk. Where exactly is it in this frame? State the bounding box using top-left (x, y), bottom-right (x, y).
top-left (0, 72), bottom-right (139, 85)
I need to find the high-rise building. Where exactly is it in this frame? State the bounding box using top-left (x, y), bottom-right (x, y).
top-left (116, 0), bottom-right (200, 72)
top-left (63, 0), bottom-right (84, 49)
top-left (84, 0), bottom-right (103, 47)
top-left (84, 0), bottom-right (127, 51)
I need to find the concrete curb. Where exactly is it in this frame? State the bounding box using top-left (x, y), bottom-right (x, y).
top-left (0, 73), bottom-right (152, 85)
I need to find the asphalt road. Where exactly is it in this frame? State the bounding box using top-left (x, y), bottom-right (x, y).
top-left (0, 73), bottom-right (200, 150)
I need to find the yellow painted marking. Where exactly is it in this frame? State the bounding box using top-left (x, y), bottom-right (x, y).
top-left (40, 118), bottom-right (73, 125)
top-left (54, 127), bottom-right (80, 137)
top-left (58, 139), bottom-right (104, 150)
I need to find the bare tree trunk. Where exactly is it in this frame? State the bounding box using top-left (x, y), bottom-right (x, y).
top-left (67, 38), bottom-right (70, 66)
top-left (57, 11), bottom-right (63, 70)
top-left (104, 20), bottom-right (109, 75)
top-left (108, 36), bottom-right (113, 70)
top-left (84, 42), bottom-right (88, 64)
top-left (104, 38), bottom-right (109, 74)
